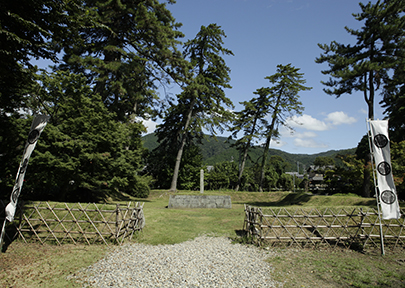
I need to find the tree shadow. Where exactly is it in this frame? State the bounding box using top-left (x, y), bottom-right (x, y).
top-left (101, 189), bottom-right (152, 202)
top-left (245, 192), bottom-right (314, 207)
top-left (1, 221), bottom-right (17, 253)
top-left (354, 199), bottom-right (376, 206)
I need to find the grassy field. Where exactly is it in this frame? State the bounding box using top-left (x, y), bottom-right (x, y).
top-left (1, 190), bottom-right (405, 287)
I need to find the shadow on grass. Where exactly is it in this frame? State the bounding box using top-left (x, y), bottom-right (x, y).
top-left (354, 199), bottom-right (376, 206)
top-left (102, 190), bottom-right (152, 203)
top-left (1, 222), bottom-right (17, 253)
top-left (245, 193), bottom-right (314, 207)
top-left (242, 192), bottom-right (378, 208)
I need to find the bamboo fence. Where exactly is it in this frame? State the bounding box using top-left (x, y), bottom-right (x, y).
top-left (0, 200), bottom-right (145, 245)
top-left (244, 204), bottom-right (405, 249)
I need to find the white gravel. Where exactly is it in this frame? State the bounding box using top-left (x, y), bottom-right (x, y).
top-left (69, 236), bottom-right (283, 287)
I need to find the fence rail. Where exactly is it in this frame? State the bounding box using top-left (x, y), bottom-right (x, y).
top-left (0, 200), bottom-right (145, 245)
top-left (244, 205), bottom-right (405, 249)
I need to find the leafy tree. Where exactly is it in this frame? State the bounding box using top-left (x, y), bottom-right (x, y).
top-left (236, 166), bottom-right (257, 192)
top-left (324, 155), bottom-right (365, 195)
top-left (378, 1), bottom-right (405, 143)
top-left (391, 141), bottom-right (405, 199)
top-left (177, 145), bottom-right (204, 190)
top-left (381, 26), bottom-right (405, 143)
top-left (161, 24), bottom-right (234, 191)
top-left (313, 156), bottom-right (335, 170)
top-left (381, 91), bottom-right (405, 142)
top-left (315, 0), bottom-right (404, 119)
top-left (0, 0), bottom-right (94, 111)
top-left (206, 161), bottom-right (238, 190)
top-left (269, 155), bottom-right (289, 176)
top-left (299, 175), bottom-right (310, 192)
top-left (258, 64), bottom-right (311, 192)
top-left (277, 173), bottom-right (294, 191)
top-left (0, 114), bottom-right (32, 194)
top-left (59, 0), bottom-right (185, 122)
top-left (315, 0), bottom-right (405, 197)
top-left (229, 88), bottom-right (271, 191)
top-left (25, 71), bottom-right (150, 201)
top-left (146, 139), bottom-right (204, 190)
top-left (259, 164), bottom-right (279, 191)
top-left (250, 155), bottom-right (290, 191)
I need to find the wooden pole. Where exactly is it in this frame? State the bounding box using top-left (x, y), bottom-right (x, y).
top-left (366, 119), bottom-right (385, 255)
top-left (115, 204), bottom-right (120, 238)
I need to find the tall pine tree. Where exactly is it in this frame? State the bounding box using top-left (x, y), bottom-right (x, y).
top-left (229, 88), bottom-right (271, 191)
top-left (59, 0), bottom-right (186, 122)
top-left (315, 0), bottom-right (405, 197)
top-left (26, 71), bottom-right (150, 201)
top-left (258, 64), bottom-right (310, 192)
top-left (156, 24), bottom-right (234, 191)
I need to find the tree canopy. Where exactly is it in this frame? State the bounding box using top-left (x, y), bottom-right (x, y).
top-left (258, 64), bottom-right (311, 192)
top-left (155, 23), bottom-right (234, 191)
top-left (229, 87), bottom-right (271, 191)
top-left (1, 0), bottom-right (405, 199)
top-left (315, 0), bottom-right (405, 120)
top-left (0, 0), bottom-right (188, 201)
top-left (315, 0), bottom-right (405, 197)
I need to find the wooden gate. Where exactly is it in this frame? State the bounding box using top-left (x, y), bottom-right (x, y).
top-left (0, 200), bottom-right (145, 245)
top-left (244, 205), bottom-right (405, 249)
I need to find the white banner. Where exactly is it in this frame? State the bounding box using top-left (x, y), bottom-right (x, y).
top-left (5, 115), bottom-right (50, 221)
top-left (369, 120), bottom-right (401, 220)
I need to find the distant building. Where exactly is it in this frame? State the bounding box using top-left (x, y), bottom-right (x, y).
top-left (206, 166), bottom-right (214, 172)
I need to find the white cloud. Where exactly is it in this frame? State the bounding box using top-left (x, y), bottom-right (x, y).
top-left (136, 117), bottom-right (158, 134)
top-left (325, 111), bottom-right (357, 125)
top-left (287, 112), bottom-right (357, 133)
top-left (282, 112), bottom-right (357, 150)
top-left (143, 119), bottom-right (157, 134)
top-left (294, 131), bottom-right (318, 139)
top-left (281, 129), bottom-right (318, 139)
top-left (294, 138), bottom-right (328, 148)
top-left (288, 114), bottom-right (330, 131)
top-left (359, 108), bottom-right (368, 115)
top-left (271, 139), bottom-right (287, 148)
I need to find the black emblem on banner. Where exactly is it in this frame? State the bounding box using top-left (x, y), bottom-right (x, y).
top-left (374, 134), bottom-right (389, 148)
top-left (11, 186), bottom-right (20, 203)
top-left (19, 158), bottom-right (29, 174)
top-left (377, 161), bottom-right (391, 176)
top-left (28, 129), bottom-right (40, 144)
top-left (381, 190), bottom-right (396, 205)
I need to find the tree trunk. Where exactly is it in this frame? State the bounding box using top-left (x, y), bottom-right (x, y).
top-left (170, 132), bottom-right (187, 192)
top-left (361, 70), bottom-right (375, 198)
top-left (259, 134), bottom-right (272, 192)
top-left (169, 98), bottom-right (196, 192)
top-left (235, 145), bottom-right (249, 192)
top-left (236, 116), bottom-right (259, 191)
top-left (259, 94), bottom-right (281, 192)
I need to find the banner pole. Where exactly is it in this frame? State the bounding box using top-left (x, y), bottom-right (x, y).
top-left (366, 119), bottom-right (385, 255)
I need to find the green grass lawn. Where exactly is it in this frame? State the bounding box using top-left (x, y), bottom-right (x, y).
top-left (1, 190), bottom-right (404, 287)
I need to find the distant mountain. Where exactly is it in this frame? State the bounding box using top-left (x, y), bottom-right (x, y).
top-left (141, 133), bottom-right (356, 171)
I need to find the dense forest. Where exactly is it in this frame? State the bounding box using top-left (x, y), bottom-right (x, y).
top-left (1, 0), bottom-right (404, 202)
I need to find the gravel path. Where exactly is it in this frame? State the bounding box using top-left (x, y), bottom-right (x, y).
top-left (69, 236), bottom-right (283, 287)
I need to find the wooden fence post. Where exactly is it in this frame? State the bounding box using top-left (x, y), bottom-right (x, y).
top-left (115, 204), bottom-right (120, 238)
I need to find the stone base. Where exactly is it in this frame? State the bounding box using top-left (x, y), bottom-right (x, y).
top-left (168, 195), bottom-right (232, 209)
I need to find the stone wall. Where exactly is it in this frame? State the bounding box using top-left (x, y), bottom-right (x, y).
top-left (168, 195), bottom-right (232, 209)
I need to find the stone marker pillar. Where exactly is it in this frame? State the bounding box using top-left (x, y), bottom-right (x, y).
top-left (200, 169), bottom-right (204, 193)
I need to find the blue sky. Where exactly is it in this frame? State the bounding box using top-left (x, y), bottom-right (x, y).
top-left (143, 0), bottom-right (386, 155)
